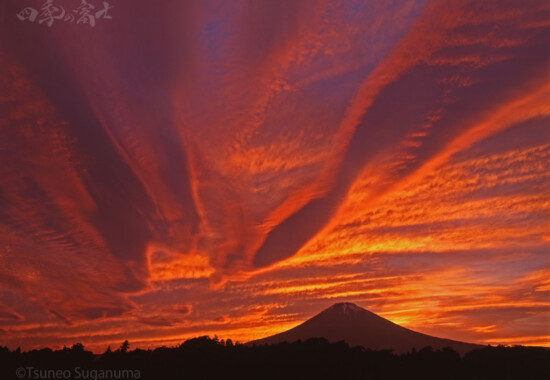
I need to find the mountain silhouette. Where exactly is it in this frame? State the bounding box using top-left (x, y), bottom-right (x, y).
top-left (248, 302), bottom-right (482, 354)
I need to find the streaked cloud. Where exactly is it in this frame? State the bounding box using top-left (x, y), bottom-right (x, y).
top-left (0, 0), bottom-right (548, 351)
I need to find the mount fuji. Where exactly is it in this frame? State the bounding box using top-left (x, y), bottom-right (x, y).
top-left (248, 302), bottom-right (482, 354)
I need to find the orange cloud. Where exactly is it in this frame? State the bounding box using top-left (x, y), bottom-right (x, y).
top-left (1, 0), bottom-right (548, 352)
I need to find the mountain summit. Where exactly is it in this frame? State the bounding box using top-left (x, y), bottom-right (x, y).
top-left (248, 302), bottom-right (482, 354)
top-left (322, 302), bottom-right (364, 315)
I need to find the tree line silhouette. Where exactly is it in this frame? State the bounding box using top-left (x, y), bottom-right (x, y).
top-left (1, 336), bottom-right (548, 379)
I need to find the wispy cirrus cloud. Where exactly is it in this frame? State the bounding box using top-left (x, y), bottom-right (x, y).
top-left (0, 0), bottom-right (548, 351)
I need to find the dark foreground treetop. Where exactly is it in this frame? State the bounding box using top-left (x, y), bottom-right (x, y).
top-left (1, 336), bottom-right (549, 380)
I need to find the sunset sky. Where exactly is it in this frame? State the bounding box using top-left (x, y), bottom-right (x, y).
top-left (0, 0), bottom-right (549, 352)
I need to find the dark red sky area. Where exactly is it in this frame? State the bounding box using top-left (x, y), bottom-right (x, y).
top-left (0, 0), bottom-right (549, 352)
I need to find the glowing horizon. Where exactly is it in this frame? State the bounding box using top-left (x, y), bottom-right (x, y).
top-left (0, 0), bottom-right (549, 353)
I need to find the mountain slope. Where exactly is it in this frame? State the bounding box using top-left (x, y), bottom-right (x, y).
top-left (248, 303), bottom-right (482, 354)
